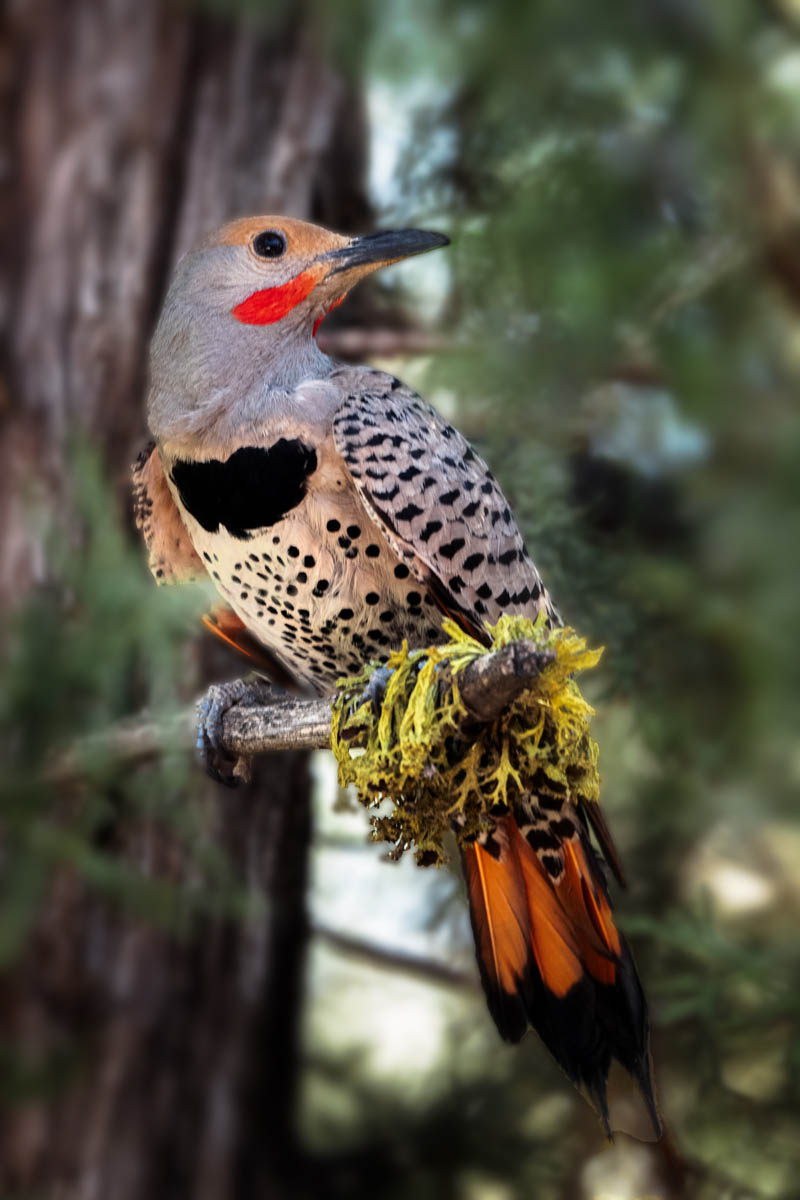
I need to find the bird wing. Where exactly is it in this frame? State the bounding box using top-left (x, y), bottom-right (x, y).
top-left (330, 367), bottom-right (557, 642)
top-left (132, 442), bottom-right (206, 585)
top-left (330, 369), bottom-right (657, 1130)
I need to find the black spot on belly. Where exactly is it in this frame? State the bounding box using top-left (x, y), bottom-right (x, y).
top-left (170, 441), bottom-right (317, 539)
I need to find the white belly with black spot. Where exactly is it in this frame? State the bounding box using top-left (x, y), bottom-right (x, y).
top-left (180, 503), bottom-right (443, 693)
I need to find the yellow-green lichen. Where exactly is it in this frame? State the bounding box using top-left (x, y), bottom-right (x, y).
top-left (330, 613), bottom-right (603, 866)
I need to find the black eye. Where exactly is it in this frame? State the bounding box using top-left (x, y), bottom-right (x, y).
top-left (252, 230), bottom-right (286, 259)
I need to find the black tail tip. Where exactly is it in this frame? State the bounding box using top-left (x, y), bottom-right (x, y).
top-left (636, 1058), bottom-right (663, 1139)
top-left (585, 1056), bottom-right (662, 1140)
top-left (587, 1076), bottom-right (613, 1140)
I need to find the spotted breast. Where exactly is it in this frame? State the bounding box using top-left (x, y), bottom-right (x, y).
top-left (158, 367), bottom-right (556, 694)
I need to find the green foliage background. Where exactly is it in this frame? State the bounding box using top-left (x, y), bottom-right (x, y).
top-left (2, 1), bottom-right (799, 1197)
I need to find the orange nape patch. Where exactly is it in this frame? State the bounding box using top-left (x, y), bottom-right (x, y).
top-left (232, 268), bottom-right (320, 325)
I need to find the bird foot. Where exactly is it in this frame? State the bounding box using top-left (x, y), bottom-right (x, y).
top-left (196, 676), bottom-right (278, 787)
top-left (358, 664), bottom-right (394, 716)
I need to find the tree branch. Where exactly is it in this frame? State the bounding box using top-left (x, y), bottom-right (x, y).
top-left (220, 638), bottom-right (554, 757)
top-left (48, 638), bottom-right (554, 782)
top-left (456, 638), bottom-right (555, 723)
top-left (313, 923), bottom-right (478, 991)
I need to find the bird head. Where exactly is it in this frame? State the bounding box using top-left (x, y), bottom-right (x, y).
top-left (205, 215), bottom-right (449, 335)
top-left (148, 215), bottom-right (448, 447)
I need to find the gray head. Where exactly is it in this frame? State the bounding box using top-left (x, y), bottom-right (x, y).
top-left (146, 214), bottom-right (449, 450)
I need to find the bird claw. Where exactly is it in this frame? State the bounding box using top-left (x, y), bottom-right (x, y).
top-left (195, 676), bottom-right (277, 787)
top-left (358, 665), bottom-right (394, 717)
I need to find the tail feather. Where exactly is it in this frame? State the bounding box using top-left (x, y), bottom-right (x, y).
top-left (464, 833), bottom-right (532, 1041)
top-left (202, 606), bottom-right (298, 689)
top-left (462, 812), bottom-right (659, 1136)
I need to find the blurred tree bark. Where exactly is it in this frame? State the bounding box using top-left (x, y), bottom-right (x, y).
top-left (0, 1), bottom-right (369, 1196)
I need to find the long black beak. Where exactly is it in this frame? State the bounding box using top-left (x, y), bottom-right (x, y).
top-left (325, 228), bottom-right (450, 275)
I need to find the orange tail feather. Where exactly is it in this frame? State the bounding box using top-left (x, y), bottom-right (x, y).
top-left (462, 813), bottom-right (659, 1134)
top-left (202, 606), bottom-right (297, 688)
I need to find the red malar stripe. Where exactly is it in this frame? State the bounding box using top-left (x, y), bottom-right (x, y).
top-left (232, 268), bottom-right (319, 325)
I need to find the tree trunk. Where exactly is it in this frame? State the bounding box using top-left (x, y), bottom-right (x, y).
top-left (0, 2), bottom-right (369, 1195)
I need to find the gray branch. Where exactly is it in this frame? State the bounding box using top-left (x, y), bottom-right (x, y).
top-left (220, 637), bottom-right (554, 757)
top-left (313, 923), bottom-right (478, 991)
top-left (49, 639), bottom-right (554, 783)
top-left (456, 638), bottom-right (555, 723)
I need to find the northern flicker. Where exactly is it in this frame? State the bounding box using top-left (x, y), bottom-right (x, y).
top-left (134, 215), bottom-right (659, 1133)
